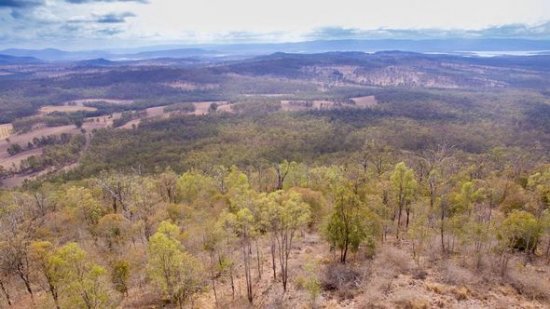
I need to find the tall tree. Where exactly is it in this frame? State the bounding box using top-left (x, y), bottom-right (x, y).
top-left (324, 182), bottom-right (379, 263)
top-left (147, 221), bottom-right (203, 308)
top-left (261, 190), bottom-right (310, 291)
top-left (390, 162), bottom-right (417, 239)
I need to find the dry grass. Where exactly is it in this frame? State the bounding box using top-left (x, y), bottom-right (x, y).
top-left (281, 97), bottom-right (377, 112)
top-left (0, 125), bottom-right (79, 160)
top-left (39, 105), bottom-right (97, 114)
top-left (164, 81), bottom-right (219, 91)
top-left (392, 290), bottom-right (430, 309)
top-left (0, 123), bottom-right (13, 140)
top-left (376, 246), bottom-right (414, 274)
top-left (65, 98), bottom-right (133, 106)
top-left (0, 148), bottom-right (42, 169)
top-left (351, 95), bottom-right (378, 108)
top-left (440, 262), bottom-right (478, 285)
top-left (321, 263), bottom-right (364, 300)
top-left (192, 101), bottom-right (229, 115)
top-left (507, 267), bottom-right (550, 301)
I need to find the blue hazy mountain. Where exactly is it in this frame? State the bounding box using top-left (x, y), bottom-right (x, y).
top-left (2, 39), bottom-right (550, 62)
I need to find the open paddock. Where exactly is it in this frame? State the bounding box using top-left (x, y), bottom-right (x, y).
top-left (0, 148), bottom-right (43, 170)
top-left (281, 96), bottom-right (377, 112)
top-left (192, 101), bottom-right (229, 115)
top-left (351, 95), bottom-right (378, 107)
top-left (39, 105), bottom-right (98, 114)
top-left (0, 125), bottom-right (80, 162)
top-left (65, 98), bottom-right (134, 106)
top-left (0, 124), bottom-right (13, 140)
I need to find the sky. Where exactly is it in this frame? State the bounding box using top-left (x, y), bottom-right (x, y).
top-left (1, 0), bottom-right (550, 50)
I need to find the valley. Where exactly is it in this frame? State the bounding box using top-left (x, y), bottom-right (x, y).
top-left (0, 50), bottom-right (548, 308)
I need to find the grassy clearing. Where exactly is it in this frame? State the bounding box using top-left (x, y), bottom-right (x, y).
top-left (39, 105), bottom-right (98, 114)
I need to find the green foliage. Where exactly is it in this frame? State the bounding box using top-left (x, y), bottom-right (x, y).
top-left (259, 190), bottom-right (310, 290)
top-left (176, 171), bottom-right (217, 204)
top-left (147, 221), bottom-right (204, 306)
top-left (527, 166), bottom-right (550, 215)
top-left (62, 186), bottom-right (105, 226)
top-left (97, 214), bottom-right (131, 250)
top-left (498, 210), bottom-right (542, 252)
top-left (324, 182), bottom-right (380, 263)
top-left (111, 260), bottom-right (130, 295)
top-left (390, 162), bottom-right (417, 238)
top-left (52, 242), bottom-right (114, 309)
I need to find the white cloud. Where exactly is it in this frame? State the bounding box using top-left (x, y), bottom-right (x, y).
top-left (0, 0), bottom-right (549, 49)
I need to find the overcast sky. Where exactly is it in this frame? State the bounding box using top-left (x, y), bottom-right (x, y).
top-left (1, 0), bottom-right (549, 49)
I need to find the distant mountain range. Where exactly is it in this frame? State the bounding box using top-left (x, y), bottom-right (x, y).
top-left (0, 54), bottom-right (42, 65)
top-left (2, 39), bottom-right (550, 62)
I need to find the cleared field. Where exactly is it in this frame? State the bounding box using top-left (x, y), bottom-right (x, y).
top-left (281, 97), bottom-right (377, 112)
top-left (82, 114), bottom-right (119, 130)
top-left (65, 98), bottom-right (134, 106)
top-left (0, 125), bottom-right (80, 163)
top-left (0, 148), bottom-right (42, 169)
top-left (192, 101), bottom-right (229, 115)
top-left (217, 103), bottom-right (234, 113)
top-left (0, 124), bottom-right (13, 140)
top-left (145, 106), bottom-right (168, 118)
top-left (351, 95), bottom-right (378, 107)
top-left (164, 81), bottom-right (219, 91)
top-left (281, 100), bottom-right (341, 111)
top-left (39, 105), bottom-right (98, 114)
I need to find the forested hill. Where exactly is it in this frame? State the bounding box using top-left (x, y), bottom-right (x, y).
top-left (0, 48), bottom-right (549, 308)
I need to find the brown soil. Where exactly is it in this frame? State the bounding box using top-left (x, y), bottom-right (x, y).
top-left (39, 105), bottom-right (97, 113)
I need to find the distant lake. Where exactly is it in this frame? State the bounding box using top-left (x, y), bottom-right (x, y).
top-left (455, 50), bottom-right (550, 57)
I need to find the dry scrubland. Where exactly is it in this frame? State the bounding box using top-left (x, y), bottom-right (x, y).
top-left (119, 236), bottom-right (550, 309)
top-left (0, 51), bottom-right (549, 308)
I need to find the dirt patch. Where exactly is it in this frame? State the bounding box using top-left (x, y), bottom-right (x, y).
top-left (281, 100), bottom-right (348, 111)
top-left (145, 106), bottom-right (168, 118)
top-left (281, 97), bottom-right (377, 112)
top-left (119, 119), bottom-right (142, 129)
top-left (0, 123), bottom-right (13, 140)
top-left (351, 95), bottom-right (378, 108)
top-left (82, 115), bottom-right (117, 130)
top-left (0, 148), bottom-right (42, 169)
top-left (192, 101), bottom-right (229, 115)
top-left (164, 82), bottom-right (219, 91)
top-left (0, 125), bottom-right (79, 162)
top-left (65, 98), bottom-right (134, 106)
top-left (217, 103), bottom-right (234, 113)
top-left (39, 105), bottom-right (97, 114)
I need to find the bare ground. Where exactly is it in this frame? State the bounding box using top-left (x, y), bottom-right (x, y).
top-left (0, 125), bottom-right (80, 166)
top-left (351, 95), bottom-right (378, 108)
top-left (39, 105), bottom-right (97, 114)
top-left (116, 233), bottom-right (549, 309)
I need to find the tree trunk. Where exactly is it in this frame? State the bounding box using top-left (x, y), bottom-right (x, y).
top-left (405, 207), bottom-right (410, 229)
top-left (440, 206), bottom-right (446, 255)
top-left (256, 240), bottom-right (262, 280)
top-left (18, 271), bottom-right (33, 298)
top-left (242, 242), bottom-right (253, 304)
top-left (0, 280), bottom-right (12, 306)
top-left (209, 254), bottom-right (218, 308)
top-left (48, 282), bottom-right (60, 309)
top-left (229, 266), bottom-right (235, 300)
top-left (270, 239), bottom-right (277, 280)
top-left (396, 204), bottom-right (403, 239)
top-left (341, 239), bottom-right (349, 264)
